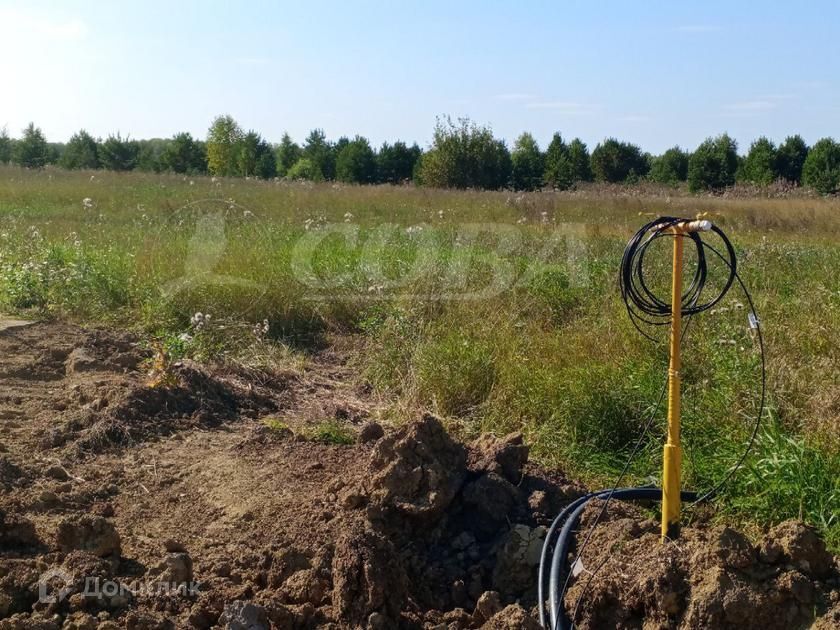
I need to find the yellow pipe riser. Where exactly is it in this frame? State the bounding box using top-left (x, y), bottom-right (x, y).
top-left (662, 231), bottom-right (683, 541)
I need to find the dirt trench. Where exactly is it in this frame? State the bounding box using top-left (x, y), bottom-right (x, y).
top-left (0, 321), bottom-right (838, 629)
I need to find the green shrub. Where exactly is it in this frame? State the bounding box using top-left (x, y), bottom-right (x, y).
top-left (417, 116), bottom-right (511, 190)
top-left (591, 138), bottom-right (648, 183)
top-left (688, 134), bottom-right (738, 192)
top-left (802, 138), bottom-right (840, 194)
top-left (648, 147), bottom-right (689, 184)
top-left (740, 137), bottom-right (778, 185)
top-left (286, 157), bottom-right (320, 181)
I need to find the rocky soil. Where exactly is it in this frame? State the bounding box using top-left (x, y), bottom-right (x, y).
top-left (0, 321), bottom-right (837, 629)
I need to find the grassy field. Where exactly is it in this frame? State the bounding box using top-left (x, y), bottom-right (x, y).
top-left (1, 165), bottom-right (838, 547)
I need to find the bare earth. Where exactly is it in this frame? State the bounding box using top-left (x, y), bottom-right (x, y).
top-left (0, 322), bottom-right (838, 629)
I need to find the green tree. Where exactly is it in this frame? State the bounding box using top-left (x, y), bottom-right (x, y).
top-left (418, 116), bottom-right (511, 190)
top-left (286, 157), bottom-right (319, 181)
top-left (13, 123), bottom-right (49, 168)
top-left (303, 129), bottom-right (334, 181)
top-left (237, 131), bottom-right (275, 178)
top-left (802, 138), bottom-right (840, 194)
top-left (275, 133), bottom-right (301, 177)
top-left (543, 133), bottom-right (574, 190)
top-left (135, 139), bottom-right (168, 172)
top-left (510, 132), bottom-right (544, 191)
top-left (336, 136), bottom-right (376, 184)
top-left (376, 141), bottom-right (422, 184)
top-left (98, 134), bottom-right (139, 171)
top-left (590, 138), bottom-right (648, 183)
top-left (206, 115), bottom-right (243, 176)
top-left (160, 132), bottom-right (207, 174)
top-left (0, 127), bottom-right (12, 164)
top-left (776, 135), bottom-right (809, 184)
top-left (254, 144), bottom-right (276, 179)
top-left (687, 134), bottom-right (739, 192)
top-left (648, 146), bottom-right (689, 184)
top-left (568, 138), bottom-right (592, 183)
top-left (740, 137), bottom-right (778, 185)
top-left (60, 130), bottom-right (99, 169)
top-left (46, 143), bottom-right (63, 165)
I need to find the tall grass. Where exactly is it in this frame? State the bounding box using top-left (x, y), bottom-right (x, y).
top-left (1, 165), bottom-right (838, 546)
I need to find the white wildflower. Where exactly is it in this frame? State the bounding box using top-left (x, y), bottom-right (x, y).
top-left (190, 312), bottom-right (211, 329)
top-left (82, 197), bottom-right (94, 209)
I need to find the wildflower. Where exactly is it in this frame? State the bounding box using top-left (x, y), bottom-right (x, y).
top-left (252, 319), bottom-right (270, 338)
top-left (178, 332), bottom-right (193, 343)
top-left (344, 212), bottom-right (354, 222)
top-left (82, 198), bottom-right (94, 209)
top-left (243, 210), bottom-right (254, 218)
top-left (190, 312), bottom-right (211, 329)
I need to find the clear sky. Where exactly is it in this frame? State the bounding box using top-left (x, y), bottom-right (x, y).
top-left (1, 1), bottom-right (838, 154)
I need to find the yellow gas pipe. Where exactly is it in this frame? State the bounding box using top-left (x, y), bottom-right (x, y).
top-left (662, 219), bottom-right (711, 542)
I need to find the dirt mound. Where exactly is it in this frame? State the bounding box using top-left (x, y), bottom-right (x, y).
top-left (2, 322), bottom-right (838, 628)
top-left (67, 360), bottom-right (278, 454)
top-left (0, 322), bottom-right (283, 456)
top-left (565, 501), bottom-right (840, 629)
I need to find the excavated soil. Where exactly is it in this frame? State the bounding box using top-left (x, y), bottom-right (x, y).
top-left (0, 321), bottom-right (838, 629)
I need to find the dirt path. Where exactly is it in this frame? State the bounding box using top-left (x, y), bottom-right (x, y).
top-left (0, 322), bottom-right (838, 629)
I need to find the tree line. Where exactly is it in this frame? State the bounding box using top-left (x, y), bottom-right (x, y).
top-left (1, 116), bottom-right (839, 194)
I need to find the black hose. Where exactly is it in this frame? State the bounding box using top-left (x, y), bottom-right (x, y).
top-left (540, 488), bottom-right (698, 630)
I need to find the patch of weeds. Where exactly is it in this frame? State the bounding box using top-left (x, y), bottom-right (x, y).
top-left (306, 419), bottom-right (355, 445)
top-left (262, 417), bottom-right (292, 433)
top-left (415, 327), bottom-right (497, 417)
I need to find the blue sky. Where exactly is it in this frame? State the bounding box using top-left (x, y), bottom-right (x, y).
top-left (1, 1), bottom-right (838, 153)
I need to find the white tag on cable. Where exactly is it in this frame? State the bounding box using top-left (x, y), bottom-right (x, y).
top-left (571, 558), bottom-right (585, 577)
top-left (748, 312), bottom-right (759, 329)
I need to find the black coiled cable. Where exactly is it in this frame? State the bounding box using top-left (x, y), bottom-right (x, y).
top-left (619, 216), bottom-right (737, 340)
